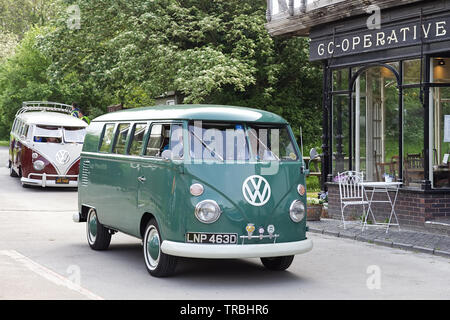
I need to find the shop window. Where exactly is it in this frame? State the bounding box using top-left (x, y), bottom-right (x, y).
top-left (332, 94), bottom-right (350, 174)
top-left (352, 74), bottom-right (366, 174)
top-left (432, 86), bottom-right (450, 188)
top-left (403, 88), bottom-right (424, 188)
top-left (332, 68), bottom-right (349, 91)
top-left (403, 59), bottom-right (424, 85)
top-left (433, 58), bottom-right (450, 83)
top-left (351, 66), bottom-right (399, 182)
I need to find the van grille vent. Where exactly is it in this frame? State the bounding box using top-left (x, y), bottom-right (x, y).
top-left (81, 160), bottom-right (90, 187)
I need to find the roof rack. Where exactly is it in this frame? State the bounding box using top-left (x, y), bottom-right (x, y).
top-left (16, 101), bottom-right (73, 117)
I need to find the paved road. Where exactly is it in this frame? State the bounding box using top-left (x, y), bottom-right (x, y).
top-left (0, 147), bottom-right (449, 300)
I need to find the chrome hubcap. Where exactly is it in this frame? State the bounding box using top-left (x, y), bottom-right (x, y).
top-left (145, 225), bottom-right (160, 270)
top-left (87, 209), bottom-right (97, 244)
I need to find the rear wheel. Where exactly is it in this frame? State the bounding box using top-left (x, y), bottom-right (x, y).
top-left (260, 255), bottom-right (295, 271)
top-left (86, 208), bottom-right (111, 250)
top-left (143, 218), bottom-right (177, 277)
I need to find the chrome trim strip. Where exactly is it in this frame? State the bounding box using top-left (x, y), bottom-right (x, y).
top-left (27, 173), bottom-right (78, 178)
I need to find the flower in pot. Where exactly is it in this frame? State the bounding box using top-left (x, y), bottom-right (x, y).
top-left (307, 197), bottom-right (324, 221)
top-left (319, 191), bottom-right (329, 218)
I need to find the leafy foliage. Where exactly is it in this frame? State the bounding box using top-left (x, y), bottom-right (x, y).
top-left (0, 31), bottom-right (18, 61)
top-left (0, 0), bottom-right (323, 151)
top-left (0, 0), bottom-right (62, 38)
top-left (0, 29), bottom-right (52, 137)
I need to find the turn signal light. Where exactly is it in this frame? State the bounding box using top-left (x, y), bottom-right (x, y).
top-left (297, 184), bottom-right (306, 196)
top-left (190, 183), bottom-right (204, 196)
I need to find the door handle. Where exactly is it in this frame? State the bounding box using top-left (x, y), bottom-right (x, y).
top-left (138, 176), bottom-right (146, 183)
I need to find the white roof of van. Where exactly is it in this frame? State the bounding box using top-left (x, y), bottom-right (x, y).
top-left (17, 111), bottom-right (88, 127)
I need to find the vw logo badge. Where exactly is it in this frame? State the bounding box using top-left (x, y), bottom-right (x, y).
top-left (56, 150), bottom-right (70, 165)
top-left (242, 175), bottom-right (271, 207)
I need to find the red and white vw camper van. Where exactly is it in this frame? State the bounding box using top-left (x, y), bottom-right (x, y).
top-left (8, 101), bottom-right (88, 187)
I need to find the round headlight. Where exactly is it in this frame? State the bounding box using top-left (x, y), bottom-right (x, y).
top-left (289, 200), bottom-right (305, 222)
top-left (33, 160), bottom-right (45, 171)
top-left (194, 200), bottom-right (221, 224)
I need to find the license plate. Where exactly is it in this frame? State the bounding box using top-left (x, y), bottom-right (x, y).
top-left (55, 177), bottom-right (69, 184)
top-left (186, 232), bottom-right (238, 244)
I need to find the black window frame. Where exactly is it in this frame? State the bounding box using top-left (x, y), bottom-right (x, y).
top-left (111, 122), bottom-right (131, 155)
top-left (127, 122), bottom-right (149, 156)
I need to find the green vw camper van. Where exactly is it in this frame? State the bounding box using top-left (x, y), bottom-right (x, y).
top-left (75, 105), bottom-right (313, 277)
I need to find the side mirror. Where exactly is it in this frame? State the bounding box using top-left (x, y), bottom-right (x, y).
top-left (304, 148), bottom-right (320, 177)
top-left (310, 148), bottom-right (319, 161)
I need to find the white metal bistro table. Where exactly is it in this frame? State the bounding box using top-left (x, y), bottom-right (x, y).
top-left (359, 181), bottom-right (402, 233)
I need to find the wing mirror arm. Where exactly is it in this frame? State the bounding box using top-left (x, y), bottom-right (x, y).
top-left (302, 148), bottom-right (320, 176)
top-left (301, 166), bottom-right (310, 176)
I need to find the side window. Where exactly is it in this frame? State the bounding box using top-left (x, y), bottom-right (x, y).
top-left (12, 119), bottom-right (17, 134)
top-left (145, 123), bottom-right (183, 158)
top-left (145, 124), bottom-right (164, 157)
top-left (99, 123), bottom-right (116, 153)
top-left (20, 123), bottom-right (26, 137)
top-left (112, 123), bottom-right (131, 154)
top-left (17, 121), bottom-right (23, 136)
top-left (23, 125), bottom-right (29, 138)
top-left (129, 123), bottom-right (147, 156)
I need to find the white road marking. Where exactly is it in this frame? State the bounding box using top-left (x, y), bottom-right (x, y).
top-left (0, 250), bottom-right (103, 300)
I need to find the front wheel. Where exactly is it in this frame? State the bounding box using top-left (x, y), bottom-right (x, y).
top-left (143, 218), bottom-right (177, 277)
top-left (260, 255), bottom-right (295, 271)
top-left (9, 162), bottom-right (18, 177)
top-left (86, 208), bottom-right (111, 250)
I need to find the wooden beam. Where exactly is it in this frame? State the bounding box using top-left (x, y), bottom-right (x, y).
top-left (265, 0), bottom-right (424, 37)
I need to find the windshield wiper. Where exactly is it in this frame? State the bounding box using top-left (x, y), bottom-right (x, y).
top-left (248, 129), bottom-right (280, 161)
top-left (189, 129), bottom-right (224, 162)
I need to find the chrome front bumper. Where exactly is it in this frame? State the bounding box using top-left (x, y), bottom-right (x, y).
top-left (161, 238), bottom-right (313, 259)
top-left (21, 173), bottom-right (78, 187)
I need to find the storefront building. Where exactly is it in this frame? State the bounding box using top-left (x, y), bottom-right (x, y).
top-left (266, 0), bottom-right (450, 228)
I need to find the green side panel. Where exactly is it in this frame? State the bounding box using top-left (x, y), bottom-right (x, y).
top-left (136, 158), bottom-right (185, 239)
top-left (79, 154), bottom-right (140, 235)
top-left (82, 122), bottom-right (104, 153)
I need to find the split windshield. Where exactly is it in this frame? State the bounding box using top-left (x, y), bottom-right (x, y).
top-left (33, 125), bottom-right (86, 144)
top-left (188, 122), bottom-right (298, 161)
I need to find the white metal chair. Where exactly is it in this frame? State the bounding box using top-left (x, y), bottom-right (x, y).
top-left (337, 171), bottom-right (369, 229)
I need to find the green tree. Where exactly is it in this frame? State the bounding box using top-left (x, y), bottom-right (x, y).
top-left (40, 0), bottom-right (266, 105)
top-left (38, 0), bottom-right (322, 147)
top-left (0, 27), bottom-right (111, 138)
top-left (0, 28), bottom-right (53, 137)
top-left (0, 31), bottom-right (18, 60)
top-left (0, 0), bottom-right (61, 38)
top-left (0, 0), bottom-right (323, 150)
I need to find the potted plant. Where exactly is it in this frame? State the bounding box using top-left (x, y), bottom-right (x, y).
top-left (307, 197), bottom-right (324, 221)
top-left (319, 191), bottom-right (328, 218)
